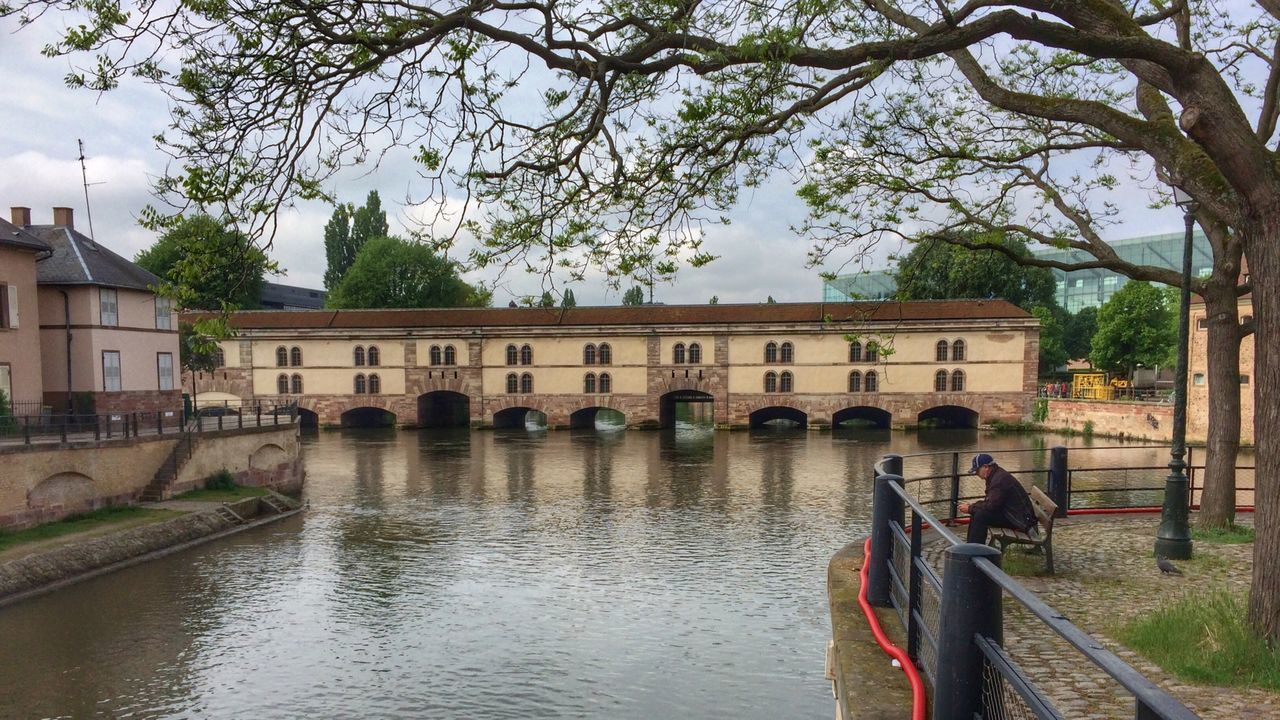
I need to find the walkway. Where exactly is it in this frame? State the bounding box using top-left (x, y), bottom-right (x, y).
top-left (0, 413), bottom-right (297, 448)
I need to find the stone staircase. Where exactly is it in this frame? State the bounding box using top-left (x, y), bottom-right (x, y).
top-left (139, 433), bottom-right (195, 502)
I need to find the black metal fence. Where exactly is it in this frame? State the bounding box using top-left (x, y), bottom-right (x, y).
top-left (868, 451), bottom-right (1202, 719)
top-left (0, 403), bottom-right (300, 445)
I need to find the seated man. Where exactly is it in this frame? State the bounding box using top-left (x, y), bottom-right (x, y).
top-left (959, 453), bottom-right (1039, 545)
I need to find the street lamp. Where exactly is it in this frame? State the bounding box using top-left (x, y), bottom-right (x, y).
top-left (1155, 187), bottom-right (1197, 560)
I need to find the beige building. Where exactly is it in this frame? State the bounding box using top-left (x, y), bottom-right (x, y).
top-left (0, 217), bottom-right (50, 410)
top-left (191, 300), bottom-right (1040, 429)
top-left (1188, 295), bottom-right (1255, 445)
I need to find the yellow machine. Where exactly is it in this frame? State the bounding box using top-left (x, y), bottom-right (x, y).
top-left (1072, 373), bottom-right (1114, 401)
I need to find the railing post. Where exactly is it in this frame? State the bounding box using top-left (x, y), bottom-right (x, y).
top-left (23, 416), bottom-right (31, 445)
top-left (1047, 446), bottom-right (1069, 518)
top-left (868, 468), bottom-right (905, 607)
top-left (257, 406), bottom-right (262, 427)
top-left (949, 452), bottom-right (961, 522)
top-left (907, 510), bottom-right (924, 665)
top-left (59, 416), bottom-right (67, 443)
top-left (157, 412), bottom-right (163, 435)
top-left (273, 408), bottom-right (279, 425)
top-left (217, 413), bottom-right (224, 431)
top-left (94, 414), bottom-right (100, 441)
top-left (933, 544), bottom-right (1003, 720)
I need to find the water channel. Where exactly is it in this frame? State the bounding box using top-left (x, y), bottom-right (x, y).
top-left (0, 427), bottom-right (1180, 719)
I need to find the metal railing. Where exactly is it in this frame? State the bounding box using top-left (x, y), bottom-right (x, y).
top-left (0, 404), bottom-right (299, 445)
top-left (868, 453), bottom-right (1201, 719)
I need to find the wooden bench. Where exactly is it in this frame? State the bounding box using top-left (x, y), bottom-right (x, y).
top-left (987, 484), bottom-right (1058, 574)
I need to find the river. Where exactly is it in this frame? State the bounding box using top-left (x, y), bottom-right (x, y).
top-left (0, 427), bottom-right (1177, 719)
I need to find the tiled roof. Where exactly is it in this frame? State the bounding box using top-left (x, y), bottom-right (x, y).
top-left (202, 299), bottom-right (1033, 331)
top-left (26, 225), bottom-right (160, 291)
top-left (0, 218), bottom-right (51, 253)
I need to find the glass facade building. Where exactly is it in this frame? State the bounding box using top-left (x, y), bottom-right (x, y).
top-left (821, 230), bottom-right (1212, 312)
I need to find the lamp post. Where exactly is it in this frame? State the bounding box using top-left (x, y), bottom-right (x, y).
top-left (1155, 187), bottom-right (1197, 560)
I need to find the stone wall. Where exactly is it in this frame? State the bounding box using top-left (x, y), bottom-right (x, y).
top-left (173, 425), bottom-right (303, 496)
top-left (1043, 399), bottom-right (1174, 443)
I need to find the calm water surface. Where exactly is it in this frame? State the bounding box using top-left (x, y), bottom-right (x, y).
top-left (0, 428), bottom-right (1171, 719)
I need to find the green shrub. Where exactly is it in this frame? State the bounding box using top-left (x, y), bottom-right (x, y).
top-left (1082, 420), bottom-right (1095, 437)
top-left (1033, 398), bottom-right (1049, 423)
top-left (205, 469), bottom-right (236, 491)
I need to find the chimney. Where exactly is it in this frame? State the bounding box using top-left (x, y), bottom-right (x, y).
top-left (10, 207), bottom-right (30, 227)
top-left (52, 207), bottom-right (74, 228)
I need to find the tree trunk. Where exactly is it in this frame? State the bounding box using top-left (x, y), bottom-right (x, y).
top-left (1247, 213), bottom-right (1280, 645)
top-left (1198, 286), bottom-right (1241, 530)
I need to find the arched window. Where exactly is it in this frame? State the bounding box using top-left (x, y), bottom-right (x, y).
top-left (598, 343), bottom-right (612, 365)
top-left (951, 369), bottom-right (965, 392)
top-left (354, 373), bottom-right (367, 394)
top-left (506, 373), bottom-right (519, 394)
top-left (430, 345), bottom-right (443, 366)
top-left (952, 339), bottom-right (966, 362)
top-left (599, 373), bottom-right (612, 394)
top-left (849, 341), bottom-right (862, 363)
top-left (506, 344), bottom-right (518, 366)
top-left (780, 342), bottom-right (794, 364)
top-left (780, 371), bottom-right (793, 393)
top-left (936, 340), bottom-right (949, 362)
top-left (444, 345), bottom-right (457, 365)
top-left (277, 374), bottom-right (289, 394)
top-left (290, 346), bottom-right (303, 366)
top-left (520, 344), bottom-right (533, 365)
top-left (865, 343), bottom-right (879, 363)
top-left (584, 344), bottom-right (597, 365)
top-left (848, 371), bottom-right (862, 393)
top-left (688, 343), bottom-right (702, 364)
top-left (354, 346), bottom-right (366, 366)
top-left (764, 371), bottom-right (778, 393)
top-left (584, 372), bottom-right (597, 393)
top-left (276, 346), bottom-right (288, 367)
top-left (520, 373), bottom-right (534, 393)
top-left (367, 346), bottom-right (380, 366)
top-left (673, 343), bottom-right (686, 364)
top-left (764, 342), bottom-right (779, 364)
top-left (935, 369), bottom-right (949, 392)
top-left (865, 371), bottom-right (878, 393)
top-left (369, 374), bottom-right (381, 394)
top-left (290, 374), bottom-right (303, 394)
top-left (214, 348), bottom-right (226, 368)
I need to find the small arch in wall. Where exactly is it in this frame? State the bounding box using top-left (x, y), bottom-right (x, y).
top-left (29, 472), bottom-right (96, 511)
top-left (250, 443), bottom-right (289, 469)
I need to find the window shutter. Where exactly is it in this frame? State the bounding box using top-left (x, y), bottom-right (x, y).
top-left (6, 285), bottom-right (17, 329)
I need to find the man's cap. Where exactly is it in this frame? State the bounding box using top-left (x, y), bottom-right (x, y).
top-left (970, 453), bottom-right (995, 473)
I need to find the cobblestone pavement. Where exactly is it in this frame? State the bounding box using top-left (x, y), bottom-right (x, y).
top-left (922, 514), bottom-right (1276, 719)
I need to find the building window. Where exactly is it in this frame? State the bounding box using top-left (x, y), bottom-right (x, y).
top-left (780, 342), bottom-right (794, 364)
top-left (599, 373), bottom-right (612, 394)
top-left (444, 345), bottom-right (457, 365)
top-left (952, 339), bottom-right (966, 362)
top-left (369, 374), bottom-right (381, 394)
top-left (430, 345), bottom-right (442, 366)
top-left (291, 374), bottom-right (303, 394)
top-left (584, 372), bottom-right (597, 393)
top-left (1196, 318), bottom-right (1208, 330)
top-left (0, 364), bottom-right (9, 403)
top-left (276, 346), bottom-right (288, 367)
top-left (688, 343), bottom-right (701, 364)
top-left (779, 371), bottom-right (793, 393)
top-left (764, 371), bottom-right (778, 393)
top-left (277, 374), bottom-right (289, 394)
top-left (506, 344), bottom-right (519, 365)
top-left (368, 346), bottom-right (380, 366)
top-left (506, 373), bottom-right (519, 394)
top-left (0, 283), bottom-right (12, 329)
top-left (1240, 375), bottom-right (1250, 385)
top-left (355, 373), bottom-right (367, 394)
top-left (849, 341), bottom-right (862, 363)
top-left (520, 372), bottom-right (534, 393)
top-left (584, 344), bottom-right (597, 365)
top-left (936, 340), bottom-right (949, 362)
top-left (764, 342), bottom-right (779, 364)
top-left (1242, 315), bottom-right (1253, 325)
top-left (1193, 373), bottom-right (1206, 386)
top-left (214, 347), bottom-right (225, 368)
top-left (354, 346), bottom-right (366, 366)
top-left (103, 350), bottom-right (122, 392)
top-left (673, 343), bottom-right (686, 364)
top-left (951, 369), bottom-right (965, 392)
top-left (157, 352), bottom-right (174, 391)
top-left (935, 369), bottom-right (948, 392)
top-left (99, 288), bottom-right (118, 327)
top-left (155, 296), bottom-right (173, 330)
top-left (520, 344), bottom-right (533, 365)
top-left (290, 346), bottom-right (303, 366)
top-left (865, 370), bottom-right (878, 392)
top-left (866, 343), bottom-right (879, 363)
top-left (598, 343), bottom-right (612, 365)
top-left (849, 371), bottom-right (862, 393)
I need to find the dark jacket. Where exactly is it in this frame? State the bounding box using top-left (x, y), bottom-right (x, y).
top-left (971, 465), bottom-right (1038, 532)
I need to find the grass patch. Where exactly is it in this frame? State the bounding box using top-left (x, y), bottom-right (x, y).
top-left (1193, 524), bottom-right (1255, 544)
top-left (1119, 591), bottom-right (1280, 690)
top-left (0, 506), bottom-right (182, 553)
top-left (996, 547), bottom-right (1053, 576)
top-left (172, 485), bottom-right (270, 502)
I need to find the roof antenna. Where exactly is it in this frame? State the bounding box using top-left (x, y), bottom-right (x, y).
top-left (78, 139), bottom-right (101, 247)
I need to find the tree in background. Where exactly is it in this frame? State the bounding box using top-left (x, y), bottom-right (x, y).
top-left (327, 236), bottom-right (489, 309)
top-left (561, 289), bottom-right (577, 308)
top-left (1064, 308), bottom-right (1099, 363)
top-left (1030, 307), bottom-right (1068, 376)
top-left (709, 296), bottom-right (719, 305)
top-left (765, 296), bottom-right (776, 304)
top-left (1090, 282), bottom-right (1176, 376)
top-left (622, 287), bottom-right (645, 306)
top-left (893, 237), bottom-right (1057, 311)
top-left (135, 215), bottom-right (269, 310)
top-left (538, 291), bottom-right (555, 307)
top-left (323, 191), bottom-right (389, 290)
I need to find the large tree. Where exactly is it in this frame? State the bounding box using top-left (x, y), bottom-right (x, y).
top-left (326, 236), bottom-right (489, 309)
top-left (1065, 308), bottom-right (1099, 362)
top-left (323, 191), bottom-right (389, 290)
top-left (1090, 281), bottom-right (1177, 375)
top-left (15, 0), bottom-right (1280, 640)
top-left (893, 236), bottom-right (1058, 310)
top-left (135, 215), bottom-right (269, 310)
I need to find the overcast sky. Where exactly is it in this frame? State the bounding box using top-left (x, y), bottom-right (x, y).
top-left (0, 17), bottom-right (1193, 308)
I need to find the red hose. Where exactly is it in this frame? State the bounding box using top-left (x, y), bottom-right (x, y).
top-left (856, 537), bottom-right (927, 720)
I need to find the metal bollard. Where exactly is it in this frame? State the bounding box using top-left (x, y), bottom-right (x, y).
top-left (157, 412), bottom-right (164, 435)
top-left (867, 470), bottom-right (905, 607)
top-left (132, 413), bottom-right (139, 438)
top-left (1047, 446), bottom-right (1069, 518)
top-left (949, 452), bottom-right (961, 522)
top-left (933, 544), bottom-right (1003, 720)
top-left (257, 406), bottom-right (262, 427)
top-left (217, 413), bottom-right (223, 431)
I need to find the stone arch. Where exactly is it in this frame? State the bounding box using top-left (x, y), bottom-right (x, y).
top-left (569, 405), bottom-right (627, 430)
top-left (917, 404), bottom-right (979, 429)
top-left (250, 443), bottom-right (289, 468)
top-left (749, 405), bottom-right (808, 429)
top-left (832, 406), bottom-right (893, 429)
top-left (340, 406), bottom-right (397, 428)
top-left (418, 391), bottom-right (471, 428)
top-left (493, 406), bottom-right (547, 430)
top-left (29, 472), bottom-right (95, 512)
top-left (297, 408), bottom-right (319, 429)
top-left (658, 389), bottom-right (714, 428)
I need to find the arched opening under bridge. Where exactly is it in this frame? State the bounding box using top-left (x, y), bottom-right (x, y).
top-left (569, 407), bottom-right (626, 430)
top-left (659, 390), bottom-right (714, 428)
top-left (340, 407), bottom-right (397, 428)
top-left (832, 406), bottom-right (892, 429)
top-left (493, 407), bottom-right (548, 430)
top-left (417, 391), bottom-right (471, 428)
top-left (917, 405), bottom-right (979, 429)
top-left (749, 406), bottom-right (807, 429)
top-left (297, 408), bottom-right (319, 430)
